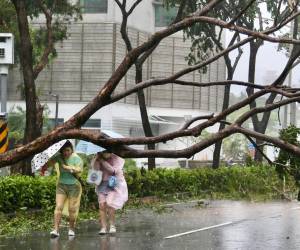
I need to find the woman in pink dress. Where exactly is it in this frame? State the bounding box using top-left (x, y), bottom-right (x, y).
top-left (92, 151), bottom-right (128, 234)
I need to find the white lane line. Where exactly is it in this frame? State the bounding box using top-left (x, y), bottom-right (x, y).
top-left (164, 221), bottom-right (233, 239)
top-left (290, 206), bottom-right (300, 210)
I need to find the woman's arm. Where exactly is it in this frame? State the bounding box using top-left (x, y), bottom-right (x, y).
top-left (99, 160), bottom-right (115, 175)
top-left (62, 164), bottom-right (82, 174)
top-left (62, 157), bottom-right (83, 174)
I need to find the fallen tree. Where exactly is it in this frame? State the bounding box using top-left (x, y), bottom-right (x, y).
top-left (1, 0), bottom-right (300, 168)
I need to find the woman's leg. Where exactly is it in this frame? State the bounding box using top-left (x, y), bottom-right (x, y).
top-left (54, 193), bottom-right (67, 231)
top-left (107, 206), bottom-right (116, 227)
top-left (99, 202), bottom-right (108, 230)
top-left (68, 184), bottom-right (82, 231)
top-left (68, 198), bottom-right (79, 231)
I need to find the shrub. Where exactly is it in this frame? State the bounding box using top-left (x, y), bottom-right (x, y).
top-left (0, 165), bottom-right (295, 213)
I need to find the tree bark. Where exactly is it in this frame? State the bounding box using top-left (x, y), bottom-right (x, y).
top-left (212, 52), bottom-right (234, 168)
top-left (2, 1), bottom-right (300, 170)
top-left (211, 30), bottom-right (239, 168)
top-left (252, 126), bottom-right (265, 162)
top-left (247, 40), bottom-right (262, 162)
top-left (212, 77), bottom-right (232, 168)
top-left (135, 64), bottom-right (156, 170)
top-left (116, 1), bottom-right (157, 170)
top-left (13, 0), bottom-right (43, 175)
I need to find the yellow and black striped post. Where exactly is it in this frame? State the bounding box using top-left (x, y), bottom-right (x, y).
top-left (0, 119), bottom-right (8, 153)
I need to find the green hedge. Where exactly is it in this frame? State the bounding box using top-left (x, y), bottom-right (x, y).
top-left (0, 166), bottom-right (296, 213)
top-left (125, 165), bottom-right (295, 198)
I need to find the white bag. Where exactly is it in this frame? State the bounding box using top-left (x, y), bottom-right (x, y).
top-left (87, 169), bottom-right (103, 186)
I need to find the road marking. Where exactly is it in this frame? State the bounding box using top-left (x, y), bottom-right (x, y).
top-left (289, 206), bottom-right (300, 210)
top-left (164, 221), bottom-right (233, 239)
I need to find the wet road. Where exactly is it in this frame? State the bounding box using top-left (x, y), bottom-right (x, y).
top-left (1, 200), bottom-right (300, 250)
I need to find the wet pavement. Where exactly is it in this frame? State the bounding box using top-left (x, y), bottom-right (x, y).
top-left (1, 200), bottom-right (300, 249)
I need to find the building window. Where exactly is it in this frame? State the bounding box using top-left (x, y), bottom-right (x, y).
top-left (0, 48), bottom-right (4, 58)
top-left (129, 127), bottom-right (145, 137)
top-left (80, 0), bottom-right (108, 13)
top-left (49, 118), bottom-right (64, 126)
top-left (83, 119), bottom-right (101, 128)
top-left (154, 3), bottom-right (177, 27)
top-left (46, 118), bottom-right (64, 130)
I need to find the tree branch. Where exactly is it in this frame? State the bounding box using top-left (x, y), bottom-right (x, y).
top-left (180, 114), bottom-right (214, 130)
top-left (172, 0), bottom-right (187, 24)
top-left (128, 0), bottom-right (143, 16)
top-left (3, 1), bottom-right (300, 169)
top-left (228, 0), bottom-right (256, 25)
top-left (111, 80), bottom-right (271, 104)
top-left (33, 0), bottom-right (54, 80)
top-left (235, 126), bottom-right (300, 159)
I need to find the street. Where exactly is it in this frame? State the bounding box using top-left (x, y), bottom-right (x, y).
top-left (1, 200), bottom-right (300, 250)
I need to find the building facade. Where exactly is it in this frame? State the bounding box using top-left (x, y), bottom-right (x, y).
top-left (7, 0), bottom-right (226, 166)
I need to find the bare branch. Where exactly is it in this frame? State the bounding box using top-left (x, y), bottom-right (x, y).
top-left (4, 1), bottom-right (300, 169)
top-left (232, 46), bottom-right (243, 72)
top-left (128, 0), bottom-right (143, 16)
top-left (114, 0), bottom-right (123, 11)
top-left (111, 79), bottom-right (269, 104)
top-left (217, 27), bottom-right (224, 44)
top-left (235, 126), bottom-right (300, 159)
top-left (107, 87), bottom-right (300, 148)
top-left (292, 59), bottom-right (300, 69)
top-left (194, 0), bottom-right (224, 16)
top-left (274, 0), bottom-right (283, 26)
top-left (62, 9), bottom-right (300, 130)
top-left (205, 16), bottom-right (300, 44)
top-left (257, 7), bottom-right (264, 31)
top-left (172, 0), bottom-right (187, 24)
top-left (236, 94), bottom-right (300, 125)
top-left (228, 0), bottom-right (256, 25)
top-left (33, 0), bottom-right (54, 79)
top-left (105, 89), bottom-right (271, 146)
top-left (228, 31), bottom-right (239, 47)
top-left (180, 114), bottom-right (214, 130)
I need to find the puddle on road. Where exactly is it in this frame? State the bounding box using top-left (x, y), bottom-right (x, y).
top-left (1, 201), bottom-right (300, 250)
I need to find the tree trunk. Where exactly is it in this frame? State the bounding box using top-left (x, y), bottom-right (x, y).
top-left (212, 62), bottom-right (234, 168)
top-left (212, 85), bottom-right (231, 168)
top-left (135, 64), bottom-right (156, 170)
top-left (251, 20), bottom-right (300, 162)
top-left (247, 41), bottom-right (263, 162)
top-left (13, 0), bottom-right (43, 175)
top-left (251, 121), bottom-right (268, 162)
top-left (254, 138), bottom-right (264, 162)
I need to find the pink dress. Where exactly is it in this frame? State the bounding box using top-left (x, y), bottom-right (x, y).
top-left (92, 154), bottom-right (128, 210)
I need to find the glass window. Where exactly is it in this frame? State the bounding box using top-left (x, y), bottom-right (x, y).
top-left (129, 127), bottom-right (144, 137)
top-left (83, 119), bottom-right (101, 128)
top-left (45, 118), bottom-right (64, 131)
top-left (154, 4), bottom-right (178, 27)
top-left (48, 118), bottom-right (64, 127)
top-left (80, 0), bottom-right (108, 13)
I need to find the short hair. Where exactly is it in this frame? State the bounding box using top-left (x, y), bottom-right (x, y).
top-left (98, 148), bottom-right (111, 154)
top-left (59, 140), bottom-right (73, 153)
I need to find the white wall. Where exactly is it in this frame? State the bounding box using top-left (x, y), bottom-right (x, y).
top-left (76, 0), bottom-right (155, 33)
top-left (8, 100), bottom-right (218, 164)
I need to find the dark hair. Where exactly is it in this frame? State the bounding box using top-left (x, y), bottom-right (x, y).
top-left (97, 149), bottom-right (111, 154)
top-left (102, 149), bottom-right (111, 153)
top-left (59, 140), bottom-right (73, 154)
